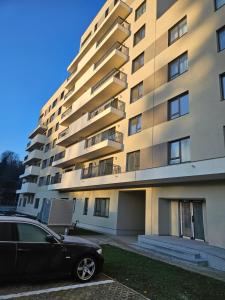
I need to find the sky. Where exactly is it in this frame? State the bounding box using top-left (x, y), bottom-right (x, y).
top-left (0, 0), bottom-right (105, 160)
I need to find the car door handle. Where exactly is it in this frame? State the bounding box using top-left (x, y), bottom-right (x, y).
top-left (18, 248), bottom-right (31, 252)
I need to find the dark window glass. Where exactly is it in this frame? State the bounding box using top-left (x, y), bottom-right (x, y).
top-left (132, 52), bottom-right (144, 73)
top-left (169, 17), bottom-right (187, 45)
top-left (47, 128), bottom-right (53, 137)
top-left (52, 99), bottom-right (57, 108)
top-left (105, 8), bottom-right (109, 18)
top-left (94, 198), bottom-right (110, 217)
top-left (168, 52), bottom-right (188, 80)
top-left (169, 137), bottom-right (190, 165)
top-left (44, 143), bottom-right (50, 153)
top-left (34, 198), bottom-right (40, 209)
top-left (58, 107), bottom-right (62, 115)
top-left (83, 198), bottom-right (89, 215)
top-left (0, 223), bottom-right (14, 241)
top-left (168, 92), bottom-right (189, 120)
top-left (129, 114), bottom-right (142, 135)
top-left (130, 81), bottom-right (143, 103)
top-left (60, 91), bottom-right (64, 100)
top-left (220, 73), bottom-right (225, 100)
top-left (17, 223), bottom-right (48, 243)
top-left (218, 26), bottom-right (225, 52)
top-left (55, 122), bottom-right (59, 132)
top-left (41, 159), bottom-right (47, 169)
top-left (134, 25), bottom-right (146, 46)
top-left (135, 1), bottom-right (146, 21)
top-left (126, 150), bottom-right (140, 171)
top-left (215, 0), bottom-right (225, 10)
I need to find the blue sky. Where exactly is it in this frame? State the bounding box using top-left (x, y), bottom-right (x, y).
top-left (0, 0), bottom-right (105, 160)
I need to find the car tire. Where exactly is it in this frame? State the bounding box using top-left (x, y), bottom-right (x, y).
top-left (74, 255), bottom-right (97, 282)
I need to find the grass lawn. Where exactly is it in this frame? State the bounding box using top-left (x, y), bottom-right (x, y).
top-left (102, 245), bottom-right (225, 300)
top-left (68, 227), bottom-right (102, 236)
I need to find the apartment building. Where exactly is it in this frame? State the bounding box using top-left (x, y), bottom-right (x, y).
top-left (17, 0), bottom-right (225, 248)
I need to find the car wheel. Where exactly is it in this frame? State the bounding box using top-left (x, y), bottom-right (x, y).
top-left (75, 256), bottom-right (96, 282)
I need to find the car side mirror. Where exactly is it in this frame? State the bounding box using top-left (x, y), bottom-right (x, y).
top-left (46, 235), bottom-right (56, 244)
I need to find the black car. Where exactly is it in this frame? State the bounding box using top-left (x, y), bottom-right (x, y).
top-left (0, 216), bottom-right (104, 282)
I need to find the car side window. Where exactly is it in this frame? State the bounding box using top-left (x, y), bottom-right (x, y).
top-left (0, 222), bottom-right (14, 241)
top-left (17, 223), bottom-right (48, 243)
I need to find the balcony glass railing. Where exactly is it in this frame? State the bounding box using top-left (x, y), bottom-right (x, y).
top-left (85, 129), bottom-right (123, 148)
top-left (50, 174), bottom-right (62, 184)
top-left (54, 151), bottom-right (65, 161)
top-left (82, 163), bottom-right (121, 179)
top-left (91, 69), bottom-right (127, 94)
top-left (88, 98), bottom-right (125, 120)
top-left (96, 16), bottom-right (130, 47)
top-left (61, 107), bottom-right (72, 120)
top-left (94, 42), bottom-right (128, 70)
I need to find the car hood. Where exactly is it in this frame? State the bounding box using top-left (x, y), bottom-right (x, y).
top-left (62, 235), bottom-right (100, 248)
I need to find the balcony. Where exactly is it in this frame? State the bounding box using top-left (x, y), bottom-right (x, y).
top-left (65, 17), bottom-right (130, 89)
top-left (26, 134), bottom-right (46, 152)
top-left (65, 42), bottom-right (128, 101)
top-left (19, 166), bottom-right (40, 178)
top-left (24, 149), bottom-right (43, 165)
top-left (16, 182), bottom-right (37, 194)
top-left (29, 124), bottom-right (47, 139)
top-left (58, 98), bottom-right (125, 146)
top-left (82, 163), bottom-right (121, 179)
top-left (53, 129), bottom-right (123, 168)
top-left (67, 0), bottom-right (131, 74)
top-left (62, 69), bottom-right (127, 124)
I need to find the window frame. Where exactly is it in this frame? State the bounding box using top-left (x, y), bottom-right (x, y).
top-left (168, 137), bottom-right (191, 165)
top-left (130, 81), bottom-right (144, 103)
top-left (128, 114), bottom-right (142, 136)
top-left (94, 198), bottom-right (110, 218)
top-left (168, 52), bottom-right (188, 81)
top-left (83, 198), bottom-right (89, 215)
top-left (220, 72), bottom-right (225, 100)
top-left (34, 198), bottom-right (40, 209)
top-left (168, 16), bottom-right (187, 45)
top-left (214, 0), bottom-right (225, 10)
top-left (217, 25), bottom-right (225, 52)
top-left (135, 0), bottom-right (146, 21)
top-left (126, 150), bottom-right (140, 172)
top-left (168, 91), bottom-right (189, 120)
top-left (132, 52), bottom-right (145, 73)
top-left (133, 24), bottom-right (146, 46)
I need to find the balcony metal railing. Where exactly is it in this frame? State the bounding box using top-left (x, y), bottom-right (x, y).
top-left (58, 128), bottom-right (69, 140)
top-left (96, 16), bottom-right (130, 47)
top-left (94, 42), bottom-right (128, 70)
top-left (54, 151), bottom-right (65, 161)
top-left (88, 98), bottom-right (125, 120)
top-left (61, 107), bottom-right (72, 120)
top-left (50, 174), bottom-right (62, 184)
top-left (85, 129), bottom-right (123, 148)
top-left (64, 86), bottom-right (75, 100)
top-left (82, 163), bottom-right (121, 179)
top-left (91, 69), bottom-right (127, 94)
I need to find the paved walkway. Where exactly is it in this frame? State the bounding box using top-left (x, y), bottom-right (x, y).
top-left (80, 234), bottom-right (225, 282)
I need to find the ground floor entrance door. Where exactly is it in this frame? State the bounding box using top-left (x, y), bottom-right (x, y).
top-left (180, 200), bottom-right (205, 241)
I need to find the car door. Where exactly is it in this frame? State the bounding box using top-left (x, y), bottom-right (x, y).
top-left (0, 222), bottom-right (17, 279)
top-left (15, 222), bottom-right (54, 279)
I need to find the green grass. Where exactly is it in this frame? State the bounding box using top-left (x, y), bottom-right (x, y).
top-left (102, 245), bottom-right (225, 300)
top-left (68, 227), bottom-right (102, 236)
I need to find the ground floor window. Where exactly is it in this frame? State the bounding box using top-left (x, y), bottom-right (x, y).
top-left (83, 198), bottom-right (89, 215)
top-left (94, 198), bottom-right (110, 218)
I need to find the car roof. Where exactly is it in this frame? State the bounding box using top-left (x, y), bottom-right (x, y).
top-left (0, 216), bottom-right (40, 224)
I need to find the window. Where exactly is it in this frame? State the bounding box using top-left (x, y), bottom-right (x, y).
top-left (217, 26), bottom-right (225, 52)
top-left (133, 25), bottom-right (146, 46)
top-left (58, 106), bottom-right (62, 115)
top-left (130, 81), bottom-right (143, 103)
top-left (168, 52), bottom-right (188, 80)
top-left (220, 73), bottom-right (225, 100)
top-left (169, 17), bottom-right (187, 45)
top-left (94, 23), bottom-right (98, 32)
top-left (94, 198), bottom-right (110, 217)
top-left (168, 92), bottom-right (189, 120)
top-left (55, 122), bottom-right (59, 132)
top-left (41, 159), bottom-right (47, 169)
top-left (0, 223), bottom-right (14, 241)
top-left (126, 150), bottom-right (140, 171)
top-left (17, 223), bottom-right (48, 243)
top-left (215, 0), bottom-right (225, 10)
top-left (47, 128), bottom-right (53, 137)
top-left (52, 138), bottom-right (57, 148)
top-left (169, 137), bottom-right (190, 165)
top-left (129, 114), bottom-right (142, 135)
top-left (23, 198), bottom-right (26, 207)
top-left (105, 7), bottom-right (109, 18)
top-left (44, 143), bottom-right (50, 153)
top-left (132, 52), bottom-right (144, 73)
top-left (46, 175), bottom-right (51, 185)
top-left (114, 0), bottom-right (119, 5)
top-left (50, 113), bottom-right (55, 123)
top-left (52, 99), bottom-right (57, 108)
top-left (135, 1), bottom-right (146, 21)
top-left (38, 177), bottom-right (45, 186)
top-left (34, 198), bottom-right (40, 209)
top-left (60, 91), bottom-right (64, 100)
top-left (49, 156), bottom-right (54, 166)
top-left (83, 198), bottom-right (89, 215)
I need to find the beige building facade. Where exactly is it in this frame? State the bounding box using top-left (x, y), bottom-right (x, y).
top-left (17, 0), bottom-right (225, 248)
